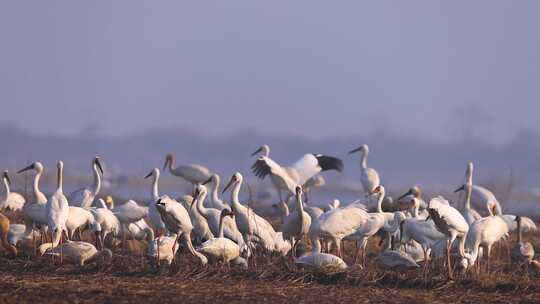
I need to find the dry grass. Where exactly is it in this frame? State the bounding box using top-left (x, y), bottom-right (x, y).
top-left (2, 211), bottom-right (540, 303)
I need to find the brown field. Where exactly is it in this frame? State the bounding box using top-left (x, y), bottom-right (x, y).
top-left (1, 210), bottom-right (540, 304)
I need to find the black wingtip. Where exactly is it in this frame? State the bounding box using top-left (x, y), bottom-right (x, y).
top-left (315, 155), bottom-right (344, 172)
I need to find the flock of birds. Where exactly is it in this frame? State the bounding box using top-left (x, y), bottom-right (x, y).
top-left (0, 144), bottom-right (538, 279)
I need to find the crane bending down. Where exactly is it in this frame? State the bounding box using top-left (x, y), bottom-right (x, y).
top-left (251, 149), bottom-right (343, 203)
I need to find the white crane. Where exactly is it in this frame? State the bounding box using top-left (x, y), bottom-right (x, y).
top-left (192, 185), bottom-right (246, 250)
top-left (163, 153), bottom-right (212, 193)
top-left (65, 206), bottom-right (100, 240)
top-left (7, 223), bottom-right (41, 248)
top-left (455, 162), bottom-right (482, 225)
top-left (111, 199), bottom-right (149, 250)
top-left (1, 171), bottom-right (26, 211)
top-left (511, 216), bottom-right (535, 269)
top-left (460, 215), bottom-right (509, 272)
top-left (427, 196), bottom-right (469, 279)
top-left (46, 161), bottom-right (70, 263)
top-left (197, 208), bottom-right (243, 266)
top-left (68, 156), bottom-right (104, 208)
top-left (40, 240), bottom-right (112, 268)
top-left (180, 193), bottom-right (214, 243)
top-left (90, 199), bottom-right (120, 249)
top-left (309, 199), bottom-right (369, 258)
top-left (454, 162), bottom-right (502, 216)
top-left (155, 195), bottom-right (208, 266)
top-left (222, 172), bottom-right (279, 254)
top-left (375, 233), bottom-right (420, 270)
top-left (251, 148), bottom-right (343, 203)
top-left (348, 144), bottom-right (380, 196)
top-left (281, 186), bottom-right (312, 255)
top-left (18, 162), bottom-right (48, 245)
top-left (203, 174), bottom-right (231, 211)
top-left (144, 168), bottom-right (167, 234)
top-left (295, 251), bottom-right (348, 270)
top-left (147, 232), bottom-right (179, 267)
top-left (397, 186), bottom-right (429, 218)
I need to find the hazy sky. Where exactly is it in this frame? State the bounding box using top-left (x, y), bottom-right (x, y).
top-left (2, 1), bottom-right (540, 142)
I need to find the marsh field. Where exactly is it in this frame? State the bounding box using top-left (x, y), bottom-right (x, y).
top-left (1, 205), bottom-right (540, 304)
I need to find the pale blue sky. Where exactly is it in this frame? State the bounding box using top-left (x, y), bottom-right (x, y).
top-left (2, 1), bottom-right (540, 142)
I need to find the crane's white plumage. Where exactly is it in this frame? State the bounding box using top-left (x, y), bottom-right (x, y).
top-left (68, 156), bottom-right (104, 208)
top-left (163, 153), bottom-right (212, 190)
top-left (460, 216), bottom-right (509, 270)
top-left (1, 171), bottom-right (26, 211)
top-left (46, 161), bottom-right (70, 250)
top-left (144, 168), bottom-right (167, 233)
top-left (40, 241), bottom-right (112, 267)
top-left (349, 144), bottom-right (380, 195)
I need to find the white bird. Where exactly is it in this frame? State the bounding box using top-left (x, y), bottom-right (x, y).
top-left (7, 223), bottom-right (41, 247)
top-left (197, 208), bottom-right (243, 266)
top-left (295, 251), bottom-right (347, 270)
top-left (203, 174), bottom-right (231, 211)
top-left (155, 195), bottom-right (208, 266)
top-left (0, 170), bottom-right (26, 211)
top-left (511, 215), bottom-right (535, 267)
top-left (222, 172), bottom-right (279, 254)
top-left (163, 153), bottom-right (212, 193)
top-left (454, 162), bottom-right (482, 225)
top-left (375, 234), bottom-right (420, 270)
top-left (427, 196), bottom-right (469, 278)
top-left (65, 206), bottom-right (100, 240)
top-left (147, 233), bottom-right (179, 266)
top-left (501, 214), bottom-right (537, 233)
top-left (68, 156), bottom-right (104, 208)
top-left (251, 147), bottom-right (343, 203)
top-left (460, 215), bottom-right (509, 272)
top-left (144, 168), bottom-right (167, 233)
top-left (90, 199), bottom-right (120, 248)
top-left (18, 162), bottom-right (48, 249)
top-left (192, 185), bottom-right (245, 250)
top-left (45, 161), bottom-right (70, 260)
top-left (397, 186), bottom-right (429, 218)
top-left (281, 186), bottom-right (312, 255)
top-left (120, 218), bottom-right (153, 242)
top-left (40, 240), bottom-right (112, 268)
top-left (454, 163), bottom-right (502, 216)
top-left (310, 199), bottom-right (369, 258)
top-left (180, 193), bottom-right (214, 243)
top-left (112, 200), bottom-right (149, 225)
top-left (349, 144), bottom-right (380, 196)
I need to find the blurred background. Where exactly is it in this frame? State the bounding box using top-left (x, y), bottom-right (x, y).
top-left (1, 1), bottom-right (539, 215)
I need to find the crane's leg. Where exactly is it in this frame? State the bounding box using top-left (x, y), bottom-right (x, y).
top-left (157, 236), bottom-right (161, 267)
top-left (486, 245), bottom-right (491, 274)
top-left (361, 239), bottom-right (368, 268)
top-left (446, 239), bottom-right (453, 280)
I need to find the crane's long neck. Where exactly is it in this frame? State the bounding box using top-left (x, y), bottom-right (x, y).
top-left (2, 177), bottom-right (9, 201)
top-left (376, 191), bottom-right (385, 213)
top-left (296, 193), bottom-right (305, 223)
top-left (411, 204), bottom-right (419, 218)
top-left (262, 145), bottom-right (270, 157)
top-left (92, 164), bottom-right (102, 197)
top-left (57, 164), bottom-right (63, 193)
top-left (151, 171), bottom-right (160, 201)
top-left (218, 215), bottom-right (225, 238)
top-left (33, 168), bottom-right (46, 204)
top-left (195, 191), bottom-right (210, 218)
top-left (229, 180), bottom-right (244, 214)
top-left (464, 184), bottom-right (472, 210)
top-left (361, 150), bottom-right (368, 169)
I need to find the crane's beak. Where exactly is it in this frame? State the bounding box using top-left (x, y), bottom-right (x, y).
top-left (222, 177), bottom-right (235, 194)
top-left (251, 147), bottom-right (263, 157)
top-left (202, 177), bottom-right (212, 185)
top-left (144, 171), bottom-right (153, 179)
top-left (348, 146), bottom-right (363, 154)
top-left (454, 185), bottom-right (465, 193)
top-left (397, 189), bottom-right (412, 201)
top-left (17, 164), bottom-right (34, 174)
top-left (95, 157), bottom-right (104, 175)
